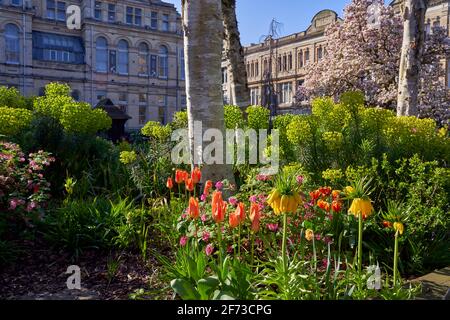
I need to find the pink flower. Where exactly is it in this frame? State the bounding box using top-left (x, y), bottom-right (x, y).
top-left (205, 244), bottom-right (214, 256)
top-left (228, 197), bottom-right (238, 206)
top-left (249, 195), bottom-right (258, 203)
top-left (296, 175), bottom-right (304, 185)
top-left (38, 174), bottom-right (43, 179)
top-left (200, 194), bottom-right (207, 202)
top-left (202, 231), bottom-right (210, 242)
top-left (9, 199), bottom-right (18, 210)
top-left (201, 214), bottom-right (207, 222)
top-left (181, 213), bottom-right (187, 219)
top-left (19, 157), bottom-right (25, 162)
top-left (322, 258), bottom-right (329, 269)
top-left (215, 181), bottom-right (223, 190)
top-left (267, 223), bottom-right (279, 232)
top-left (26, 201), bottom-right (37, 212)
top-left (324, 236), bottom-right (333, 245)
top-left (180, 236), bottom-right (188, 247)
top-left (315, 234), bottom-right (322, 241)
top-left (256, 174), bottom-right (271, 182)
top-left (227, 245), bottom-right (233, 254)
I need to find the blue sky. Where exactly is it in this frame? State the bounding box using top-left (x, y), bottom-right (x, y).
top-left (164, 0), bottom-right (353, 45)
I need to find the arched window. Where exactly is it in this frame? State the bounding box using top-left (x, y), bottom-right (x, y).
top-left (138, 42), bottom-right (149, 75)
top-left (117, 40), bottom-right (129, 74)
top-left (95, 37), bottom-right (108, 72)
top-left (159, 45), bottom-right (168, 78)
top-left (71, 90), bottom-right (80, 101)
top-left (5, 24), bottom-right (20, 63)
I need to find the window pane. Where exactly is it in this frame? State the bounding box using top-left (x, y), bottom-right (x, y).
top-left (118, 40), bottom-right (128, 74)
top-left (135, 8), bottom-right (142, 26)
top-left (95, 37), bottom-right (108, 72)
top-left (108, 4), bottom-right (116, 22)
top-left (5, 24), bottom-right (20, 63)
top-left (151, 12), bottom-right (158, 29)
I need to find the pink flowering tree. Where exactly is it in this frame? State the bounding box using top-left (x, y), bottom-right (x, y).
top-left (0, 141), bottom-right (55, 223)
top-left (298, 0), bottom-right (450, 126)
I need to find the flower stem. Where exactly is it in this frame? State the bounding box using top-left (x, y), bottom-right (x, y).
top-left (393, 231), bottom-right (399, 286)
top-left (358, 213), bottom-right (363, 273)
top-left (282, 213), bottom-right (288, 274)
top-left (250, 232), bottom-right (255, 268)
top-left (238, 224), bottom-right (241, 258)
top-left (217, 222), bottom-right (223, 267)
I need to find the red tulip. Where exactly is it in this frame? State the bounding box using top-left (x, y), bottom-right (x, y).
top-left (204, 180), bottom-right (213, 196)
top-left (212, 191), bottom-right (227, 223)
top-left (166, 177), bottom-right (174, 189)
top-left (250, 202), bottom-right (261, 233)
top-left (331, 200), bottom-right (342, 213)
top-left (175, 169), bottom-right (188, 184)
top-left (185, 178), bottom-right (194, 192)
top-left (318, 199), bottom-right (331, 212)
top-left (191, 167), bottom-right (202, 184)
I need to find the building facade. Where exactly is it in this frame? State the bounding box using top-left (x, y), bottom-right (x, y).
top-left (223, 2), bottom-right (450, 112)
top-left (0, 0), bottom-right (186, 130)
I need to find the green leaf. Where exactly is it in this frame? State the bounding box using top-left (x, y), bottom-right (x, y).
top-left (170, 278), bottom-right (200, 300)
top-left (197, 276), bottom-right (220, 300)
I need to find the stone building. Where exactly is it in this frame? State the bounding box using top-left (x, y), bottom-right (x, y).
top-left (0, 0), bottom-right (186, 130)
top-left (223, 2), bottom-right (450, 112)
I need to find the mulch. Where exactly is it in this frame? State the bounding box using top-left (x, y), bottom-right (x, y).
top-left (0, 238), bottom-right (172, 300)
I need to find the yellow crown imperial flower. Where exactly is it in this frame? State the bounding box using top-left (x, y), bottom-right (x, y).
top-left (345, 186), bottom-right (355, 195)
top-left (348, 198), bottom-right (374, 218)
top-left (393, 222), bottom-right (404, 235)
top-left (305, 229), bottom-right (314, 241)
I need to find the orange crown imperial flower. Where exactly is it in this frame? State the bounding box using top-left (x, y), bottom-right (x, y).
top-left (188, 197), bottom-right (199, 219)
top-left (166, 177), bottom-right (174, 189)
top-left (191, 167), bottom-right (202, 184)
top-left (348, 198), bottom-right (374, 218)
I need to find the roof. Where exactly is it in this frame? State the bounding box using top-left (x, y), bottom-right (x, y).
top-left (95, 98), bottom-right (131, 120)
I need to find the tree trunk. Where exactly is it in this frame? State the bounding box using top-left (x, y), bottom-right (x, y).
top-left (222, 0), bottom-right (250, 109)
top-left (182, 0), bottom-right (235, 186)
top-left (397, 0), bottom-right (428, 116)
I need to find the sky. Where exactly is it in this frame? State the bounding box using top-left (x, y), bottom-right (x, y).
top-left (163, 0), bottom-right (353, 45)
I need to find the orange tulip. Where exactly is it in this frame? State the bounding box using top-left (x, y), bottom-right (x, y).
top-left (204, 180), bottom-right (213, 196)
top-left (188, 197), bottom-right (199, 219)
top-left (175, 169), bottom-right (188, 184)
top-left (191, 167), bottom-right (202, 184)
top-left (331, 200), bottom-right (342, 213)
top-left (332, 190), bottom-right (341, 200)
top-left (212, 191), bottom-right (226, 223)
top-left (229, 211), bottom-right (240, 228)
top-left (185, 178), bottom-right (194, 192)
top-left (250, 202), bottom-right (261, 233)
top-left (310, 190), bottom-right (321, 201)
top-left (236, 202), bottom-right (245, 222)
top-left (318, 199), bottom-right (331, 212)
top-left (166, 177), bottom-right (174, 189)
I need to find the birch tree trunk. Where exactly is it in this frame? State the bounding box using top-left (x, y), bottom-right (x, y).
top-left (182, 0), bottom-right (235, 185)
top-left (222, 0), bottom-right (250, 109)
top-left (397, 0), bottom-right (428, 116)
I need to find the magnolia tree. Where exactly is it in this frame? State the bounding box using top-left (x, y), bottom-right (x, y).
top-left (298, 0), bottom-right (450, 126)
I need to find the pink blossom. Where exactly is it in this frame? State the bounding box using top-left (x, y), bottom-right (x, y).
top-left (9, 199), bottom-right (18, 210)
top-left (249, 195), bottom-right (258, 203)
top-left (200, 194), bottom-right (207, 202)
top-left (202, 231), bottom-right (210, 242)
top-left (256, 174), bottom-right (271, 182)
top-left (180, 236), bottom-right (188, 247)
top-left (315, 234), bottom-right (322, 241)
top-left (267, 223), bottom-right (279, 232)
top-left (228, 197), bottom-right (238, 206)
top-left (227, 245), bottom-right (233, 254)
top-left (201, 214), bottom-right (207, 222)
top-left (296, 175), bottom-right (304, 185)
top-left (205, 244), bottom-right (214, 256)
top-left (215, 181), bottom-right (223, 190)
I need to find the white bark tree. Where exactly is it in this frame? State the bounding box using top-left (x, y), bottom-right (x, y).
top-left (397, 0), bottom-right (428, 116)
top-left (182, 0), bottom-right (235, 184)
top-left (222, 0), bottom-right (250, 109)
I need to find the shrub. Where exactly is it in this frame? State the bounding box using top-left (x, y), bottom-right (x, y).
top-left (171, 110), bottom-right (188, 130)
top-left (246, 105), bottom-right (270, 130)
top-left (224, 105), bottom-right (245, 129)
top-left (141, 121), bottom-right (172, 142)
top-left (0, 107), bottom-right (33, 136)
top-left (0, 86), bottom-right (29, 109)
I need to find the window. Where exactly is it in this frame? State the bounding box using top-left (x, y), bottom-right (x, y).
top-left (250, 63), bottom-right (254, 77)
top-left (283, 55), bottom-right (287, 71)
top-left (180, 49), bottom-right (185, 80)
top-left (108, 4), bottom-right (116, 22)
top-left (43, 49), bottom-right (74, 62)
top-left (150, 54), bottom-right (157, 77)
top-left (46, 0), bottom-right (55, 19)
top-left (151, 12), bottom-right (158, 29)
top-left (117, 40), bottom-right (128, 74)
top-left (279, 82), bottom-right (292, 104)
top-left (162, 14), bottom-right (169, 31)
top-left (57, 1), bottom-right (66, 21)
top-left (299, 51), bottom-right (303, 68)
top-left (159, 45), bottom-right (168, 78)
top-left (250, 88), bottom-right (260, 105)
top-left (94, 2), bottom-right (102, 20)
top-left (11, 0), bottom-right (22, 6)
top-left (139, 94), bottom-right (147, 125)
top-left (317, 47), bottom-right (323, 60)
top-left (71, 90), bottom-right (80, 101)
top-left (181, 95), bottom-right (186, 108)
top-left (96, 90), bottom-right (106, 101)
top-left (277, 57), bottom-right (282, 72)
top-left (46, 1), bottom-right (66, 21)
top-left (305, 49), bottom-right (310, 65)
top-left (158, 106), bottom-right (166, 124)
top-left (5, 24), bottom-right (20, 64)
top-left (222, 68), bottom-right (228, 84)
top-left (33, 31), bottom-right (84, 64)
top-left (118, 92), bottom-right (127, 104)
top-left (126, 7), bottom-right (142, 26)
top-left (288, 53), bottom-right (292, 70)
top-left (263, 59), bottom-right (268, 73)
top-left (95, 37), bottom-right (108, 72)
top-left (255, 62), bottom-right (259, 77)
top-left (138, 42), bottom-right (149, 75)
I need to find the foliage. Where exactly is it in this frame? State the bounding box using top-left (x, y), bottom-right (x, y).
top-left (0, 86), bottom-right (30, 109)
top-left (0, 107), bottom-right (33, 136)
top-left (171, 110), bottom-right (188, 130)
top-left (246, 105), bottom-right (270, 130)
top-left (33, 83), bottom-right (111, 135)
top-left (141, 121), bottom-right (172, 142)
top-left (224, 105), bottom-right (245, 129)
